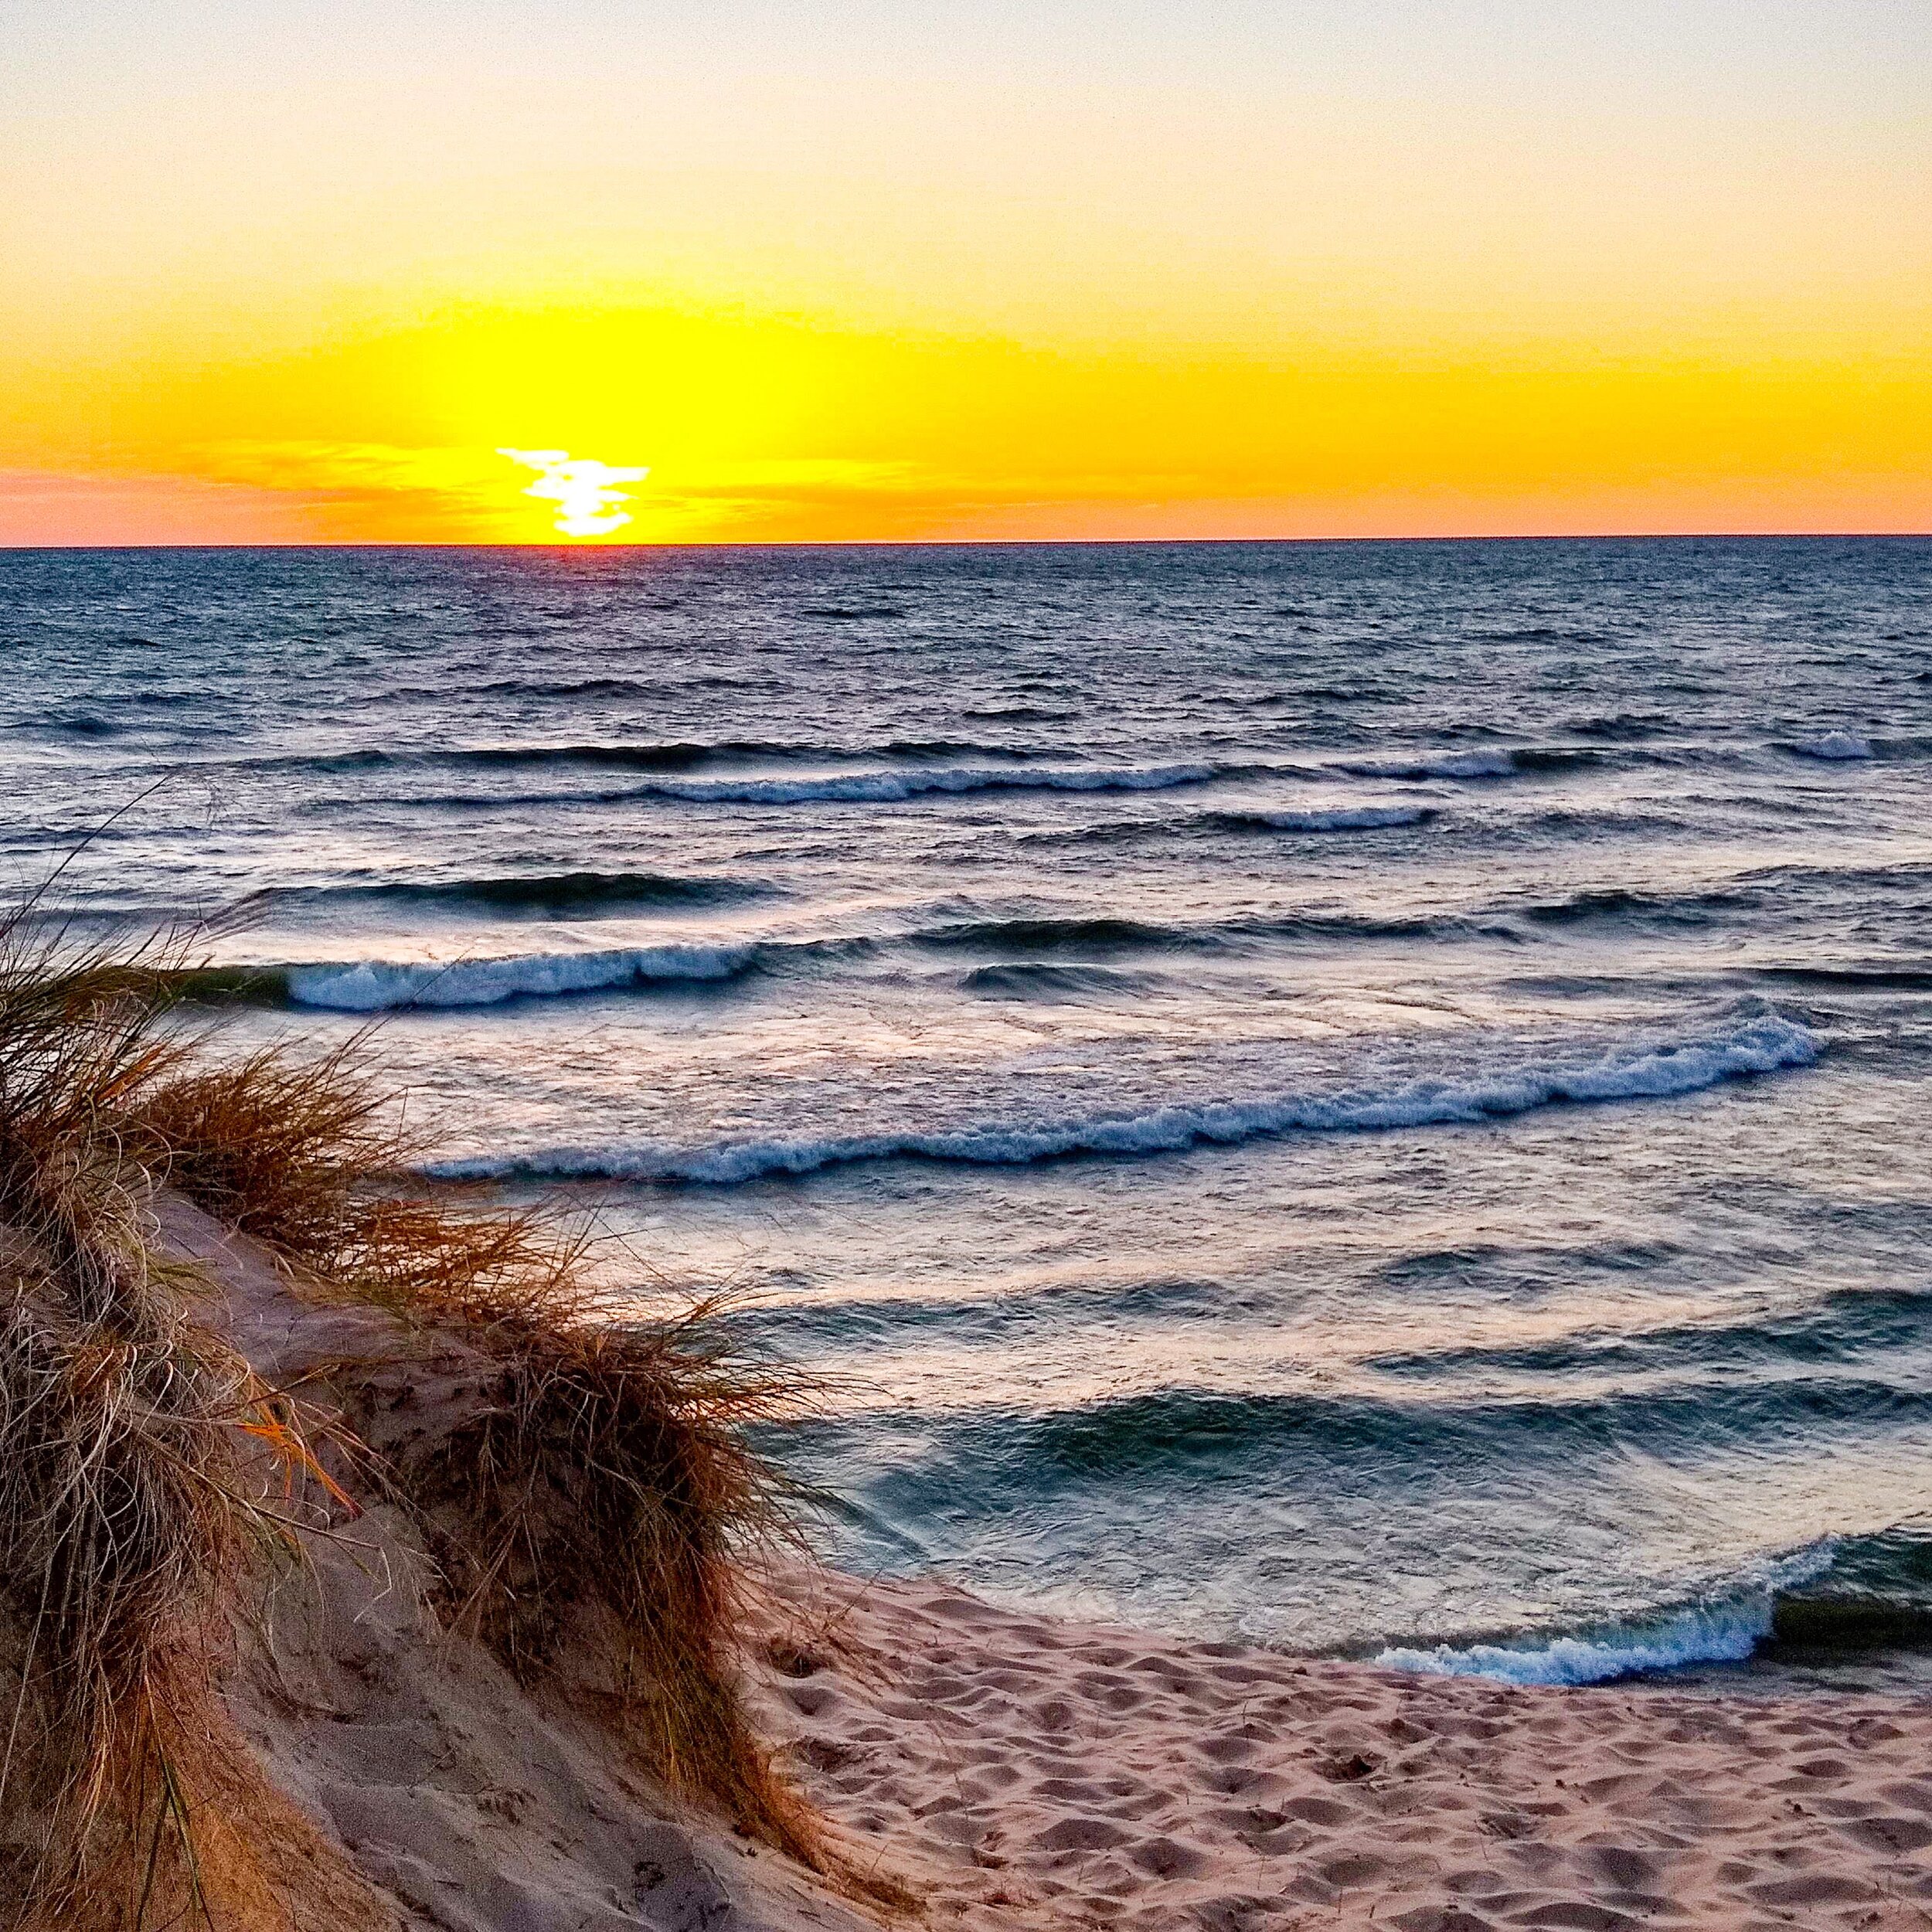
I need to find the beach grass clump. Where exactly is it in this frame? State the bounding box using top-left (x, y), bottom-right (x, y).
top-left (134, 1043), bottom-right (831, 1870)
top-left (0, 917), bottom-right (373, 1928)
top-left (134, 1036), bottom-right (827, 1865)
top-left (405, 1304), bottom-right (825, 1863)
top-left (129, 1035), bottom-right (574, 1324)
top-left (119, 1010), bottom-right (832, 1872)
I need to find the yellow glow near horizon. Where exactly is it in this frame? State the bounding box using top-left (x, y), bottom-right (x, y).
top-left (2, 3), bottom-right (1927, 543)
top-left (499, 450), bottom-right (651, 538)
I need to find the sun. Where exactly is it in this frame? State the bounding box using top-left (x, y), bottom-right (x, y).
top-left (498, 447), bottom-right (651, 538)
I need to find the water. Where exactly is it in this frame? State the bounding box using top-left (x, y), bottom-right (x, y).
top-left (6, 536), bottom-right (1932, 1683)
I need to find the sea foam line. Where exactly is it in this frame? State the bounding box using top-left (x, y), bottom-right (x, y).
top-left (1374, 1546), bottom-right (1840, 1687)
top-left (287, 943), bottom-right (757, 1012)
top-left (1332, 751), bottom-right (1517, 781)
top-left (428, 1014), bottom-right (1818, 1185)
top-left (624, 763), bottom-right (1219, 804)
top-left (1219, 805), bottom-right (1434, 832)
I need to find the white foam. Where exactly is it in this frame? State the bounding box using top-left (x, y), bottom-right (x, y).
top-left (1335, 751), bottom-right (1515, 781)
top-left (429, 1013), bottom-right (1818, 1185)
top-left (631, 763), bottom-right (1216, 804)
top-left (1375, 1545), bottom-right (1839, 1686)
top-left (1373, 1600), bottom-right (1773, 1685)
top-left (1791, 731), bottom-right (1873, 761)
top-left (1243, 806), bottom-right (1432, 831)
top-left (287, 943), bottom-right (755, 1011)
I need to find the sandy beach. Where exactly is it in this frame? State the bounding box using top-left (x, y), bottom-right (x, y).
top-left (750, 1567), bottom-right (1932, 1931)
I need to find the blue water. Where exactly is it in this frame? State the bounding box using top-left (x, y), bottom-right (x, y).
top-left (7, 537), bottom-right (1932, 1682)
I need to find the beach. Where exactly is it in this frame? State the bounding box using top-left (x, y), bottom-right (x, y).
top-left (155, 1196), bottom-right (1932, 1930)
top-left (9, 0), bottom-right (1932, 1914)
top-left (753, 1569), bottom-right (1932, 1930)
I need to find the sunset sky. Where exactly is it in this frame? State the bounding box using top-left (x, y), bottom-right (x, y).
top-left (4, 1), bottom-right (1927, 545)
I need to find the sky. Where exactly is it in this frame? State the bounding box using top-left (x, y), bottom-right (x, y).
top-left (2, 1), bottom-right (1927, 544)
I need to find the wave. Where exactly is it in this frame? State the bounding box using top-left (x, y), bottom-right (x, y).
top-left (1332, 745), bottom-right (1658, 782)
top-left (1332, 750), bottom-right (1517, 781)
top-left (1566, 713), bottom-right (1672, 742)
top-left (42, 710), bottom-right (122, 738)
top-left (1787, 731), bottom-right (1873, 761)
top-left (623, 763), bottom-right (1217, 805)
top-left (275, 736), bottom-right (1068, 778)
top-left (1518, 886), bottom-right (1754, 927)
top-left (1753, 964), bottom-right (1932, 992)
top-left (318, 870), bottom-right (764, 913)
top-left (469, 676), bottom-right (657, 700)
top-left (284, 942), bottom-right (758, 1011)
top-left (962, 962), bottom-right (1165, 998)
top-left (457, 741), bottom-right (738, 772)
top-left (1372, 1533), bottom-right (1932, 1685)
top-left (1206, 806), bottom-right (1435, 833)
top-left (300, 761), bottom-right (1226, 818)
top-left (189, 886), bottom-right (1526, 1013)
top-left (1377, 1596), bottom-right (1778, 1687)
top-left (917, 906), bottom-right (1478, 951)
top-left (427, 1013), bottom-right (1818, 1185)
top-left (284, 740), bottom-right (747, 776)
top-left (915, 915), bottom-right (1187, 954)
top-left (1769, 1531), bottom-right (1932, 1653)
top-left (1508, 747), bottom-right (1614, 774)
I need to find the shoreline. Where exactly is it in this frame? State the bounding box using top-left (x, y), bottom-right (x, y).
top-left (749, 1563), bottom-right (1932, 1930)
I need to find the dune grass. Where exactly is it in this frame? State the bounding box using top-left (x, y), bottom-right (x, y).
top-left (0, 917), bottom-right (378, 1927)
top-left (136, 1036), bottom-right (828, 1866)
top-left (0, 904), bottom-right (840, 1922)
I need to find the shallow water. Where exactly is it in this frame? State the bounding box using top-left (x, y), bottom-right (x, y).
top-left (6, 536), bottom-right (1931, 1682)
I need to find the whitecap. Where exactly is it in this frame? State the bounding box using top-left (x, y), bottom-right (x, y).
top-left (1334, 751), bottom-right (1515, 781)
top-left (287, 943), bottom-right (755, 1011)
top-left (1790, 731), bottom-right (1873, 760)
top-left (631, 763), bottom-right (1218, 804)
top-left (1373, 1600), bottom-right (1773, 1686)
top-left (428, 1013), bottom-right (1818, 1185)
top-left (1374, 1545), bottom-right (1840, 1686)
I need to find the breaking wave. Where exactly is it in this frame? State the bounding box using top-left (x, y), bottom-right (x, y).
top-left (1207, 805), bottom-right (1435, 833)
top-left (427, 1013), bottom-right (1818, 1185)
top-left (1376, 1602), bottom-right (1774, 1686)
top-left (1787, 731), bottom-right (1874, 761)
top-left (1333, 751), bottom-right (1519, 781)
top-left (285, 943), bottom-right (758, 1011)
top-left (623, 762), bottom-right (1219, 804)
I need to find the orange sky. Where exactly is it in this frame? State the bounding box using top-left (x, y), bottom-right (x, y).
top-left (4, 2), bottom-right (1928, 543)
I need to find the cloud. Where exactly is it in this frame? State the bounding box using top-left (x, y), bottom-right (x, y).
top-left (498, 447), bottom-right (650, 537)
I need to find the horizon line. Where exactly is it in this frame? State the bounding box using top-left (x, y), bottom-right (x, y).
top-left (4, 530), bottom-right (1928, 555)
